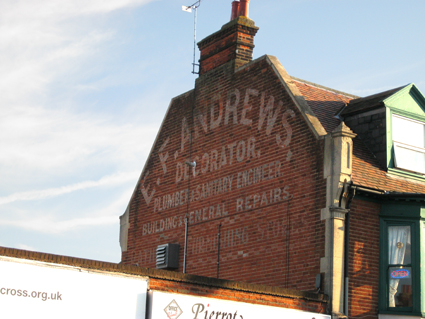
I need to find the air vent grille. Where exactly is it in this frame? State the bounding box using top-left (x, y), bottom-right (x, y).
top-left (156, 243), bottom-right (179, 269)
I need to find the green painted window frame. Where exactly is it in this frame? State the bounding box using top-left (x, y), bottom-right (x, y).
top-left (379, 203), bottom-right (424, 316)
top-left (386, 102), bottom-right (425, 181)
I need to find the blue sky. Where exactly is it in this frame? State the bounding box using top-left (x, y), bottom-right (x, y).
top-left (1, 0), bottom-right (424, 263)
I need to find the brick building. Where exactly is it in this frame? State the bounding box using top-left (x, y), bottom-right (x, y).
top-left (0, 246), bottom-right (329, 318)
top-left (119, 1), bottom-right (425, 319)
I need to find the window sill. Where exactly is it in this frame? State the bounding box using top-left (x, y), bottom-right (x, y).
top-left (379, 315), bottom-right (423, 319)
top-left (387, 167), bottom-right (425, 182)
top-left (379, 311), bottom-right (424, 319)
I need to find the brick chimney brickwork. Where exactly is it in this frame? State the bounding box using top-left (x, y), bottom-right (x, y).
top-left (197, 16), bottom-right (259, 76)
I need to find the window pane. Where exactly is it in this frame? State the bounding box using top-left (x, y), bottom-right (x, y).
top-left (394, 144), bottom-right (425, 174)
top-left (388, 266), bottom-right (413, 307)
top-left (393, 116), bottom-right (425, 148)
top-left (388, 226), bottom-right (412, 308)
top-left (388, 225), bottom-right (411, 265)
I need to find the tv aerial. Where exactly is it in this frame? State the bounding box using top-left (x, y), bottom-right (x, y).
top-left (182, 0), bottom-right (201, 74)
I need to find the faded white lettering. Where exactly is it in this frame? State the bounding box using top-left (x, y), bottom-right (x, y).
top-left (225, 89), bottom-right (240, 125)
top-left (210, 94), bottom-right (224, 130)
top-left (236, 160), bottom-right (282, 189)
top-left (236, 186), bottom-right (290, 212)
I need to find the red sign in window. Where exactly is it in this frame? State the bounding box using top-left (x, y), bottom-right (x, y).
top-left (391, 269), bottom-right (410, 279)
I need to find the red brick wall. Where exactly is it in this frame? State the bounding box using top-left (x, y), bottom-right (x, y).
top-left (122, 57), bottom-right (327, 292)
top-left (348, 198), bottom-right (380, 318)
top-left (199, 32), bottom-right (239, 74)
top-left (150, 277), bottom-right (328, 314)
top-left (0, 246), bottom-right (328, 315)
top-left (198, 19), bottom-right (257, 75)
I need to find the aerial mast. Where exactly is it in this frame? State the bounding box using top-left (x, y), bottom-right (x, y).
top-left (182, 1), bottom-right (201, 74)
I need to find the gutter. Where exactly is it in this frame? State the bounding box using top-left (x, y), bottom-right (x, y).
top-left (351, 185), bottom-right (425, 201)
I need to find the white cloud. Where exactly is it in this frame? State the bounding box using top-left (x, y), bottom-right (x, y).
top-left (0, 103), bottom-right (157, 173)
top-left (0, 0), bottom-right (156, 24)
top-left (0, 0), bottom-right (159, 182)
top-left (1, 0), bottom-right (155, 20)
top-left (1, 215), bottom-right (117, 234)
top-left (0, 187), bottom-right (133, 234)
top-left (0, 171), bottom-right (138, 205)
top-left (0, 0), bottom-right (160, 243)
top-left (0, 0), bottom-right (158, 108)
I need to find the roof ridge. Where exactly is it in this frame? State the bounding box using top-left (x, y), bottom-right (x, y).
top-left (348, 85), bottom-right (407, 105)
top-left (291, 76), bottom-right (359, 99)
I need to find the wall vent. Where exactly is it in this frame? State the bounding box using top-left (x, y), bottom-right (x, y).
top-left (156, 243), bottom-right (180, 269)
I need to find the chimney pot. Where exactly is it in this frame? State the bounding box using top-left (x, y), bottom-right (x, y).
top-left (230, 1), bottom-right (240, 20)
top-left (238, 0), bottom-right (249, 18)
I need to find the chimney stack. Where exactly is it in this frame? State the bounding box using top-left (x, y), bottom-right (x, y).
top-left (197, 0), bottom-right (258, 76)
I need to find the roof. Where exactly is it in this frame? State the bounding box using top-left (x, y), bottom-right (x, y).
top-left (341, 86), bottom-right (407, 117)
top-left (352, 138), bottom-right (425, 195)
top-left (291, 77), bottom-right (425, 196)
top-left (292, 77), bottom-right (356, 133)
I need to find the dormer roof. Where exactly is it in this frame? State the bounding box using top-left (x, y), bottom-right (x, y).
top-left (340, 86), bottom-right (407, 117)
top-left (285, 77), bottom-right (425, 195)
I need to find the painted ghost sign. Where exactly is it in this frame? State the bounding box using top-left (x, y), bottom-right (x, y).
top-left (141, 87), bottom-right (295, 226)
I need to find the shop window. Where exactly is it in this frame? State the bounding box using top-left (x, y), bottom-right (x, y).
top-left (379, 213), bottom-right (423, 316)
top-left (387, 225), bottom-right (412, 308)
top-left (392, 115), bottom-right (425, 175)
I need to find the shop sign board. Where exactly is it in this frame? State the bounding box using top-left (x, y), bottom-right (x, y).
top-left (0, 257), bottom-right (147, 318)
top-left (149, 290), bottom-right (330, 319)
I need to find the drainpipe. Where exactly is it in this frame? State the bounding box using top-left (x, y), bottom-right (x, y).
top-left (183, 216), bottom-right (188, 273)
top-left (343, 187), bottom-right (355, 316)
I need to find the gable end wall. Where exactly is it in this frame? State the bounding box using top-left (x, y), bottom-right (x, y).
top-left (122, 57), bottom-right (327, 292)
